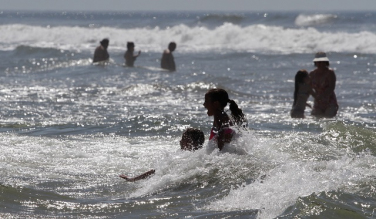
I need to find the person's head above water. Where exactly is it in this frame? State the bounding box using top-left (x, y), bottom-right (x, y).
top-left (168, 42), bottom-right (177, 52)
top-left (180, 128), bottom-right (205, 151)
top-left (127, 41), bottom-right (135, 50)
top-left (295, 69), bottom-right (309, 84)
top-left (204, 88), bottom-right (246, 126)
top-left (313, 52), bottom-right (329, 67)
top-left (100, 38), bottom-right (109, 48)
top-left (205, 88), bottom-right (229, 109)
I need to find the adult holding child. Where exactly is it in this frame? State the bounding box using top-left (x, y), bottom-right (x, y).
top-left (309, 52), bottom-right (338, 118)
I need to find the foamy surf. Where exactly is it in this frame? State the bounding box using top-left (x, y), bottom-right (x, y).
top-left (295, 14), bottom-right (338, 26)
top-left (1, 23), bottom-right (376, 54)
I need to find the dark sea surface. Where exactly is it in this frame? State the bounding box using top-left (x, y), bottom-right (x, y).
top-left (0, 10), bottom-right (375, 218)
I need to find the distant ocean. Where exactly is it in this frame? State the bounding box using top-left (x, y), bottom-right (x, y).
top-left (0, 11), bottom-right (375, 218)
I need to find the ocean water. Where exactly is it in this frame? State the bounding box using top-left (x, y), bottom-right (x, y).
top-left (0, 10), bottom-right (375, 218)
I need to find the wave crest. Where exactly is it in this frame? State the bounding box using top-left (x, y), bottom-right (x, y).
top-left (199, 14), bottom-right (245, 24)
top-left (1, 23), bottom-right (376, 54)
top-left (295, 14), bottom-right (338, 26)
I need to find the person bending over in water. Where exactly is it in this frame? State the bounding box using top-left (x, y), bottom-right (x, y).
top-left (179, 127), bottom-right (205, 151)
top-left (290, 70), bottom-right (316, 118)
top-left (119, 128), bottom-right (204, 182)
top-left (124, 41), bottom-right (141, 67)
top-left (161, 42), bottom-right (176, 71)
top-left (93, 38), bottom-right (110, 63)
top-left (203, 88), bottom-right (246, 151)
top-left (309, 52), bottom-right (338, 118)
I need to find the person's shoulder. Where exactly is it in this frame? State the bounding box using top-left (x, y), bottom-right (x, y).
top-left (327, 69), bottom-right (336, 78)
top-left (95, 45), bottom-right (104, 51)
top-left (309, 69), bottom-right (319, 77)
top-left (163, 49), bottom-right (171, 54)
top-left (309, 69), bottom-right (317, 74)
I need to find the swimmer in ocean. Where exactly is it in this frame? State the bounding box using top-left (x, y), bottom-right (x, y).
top-left (203, 88), bottom-right (246, 151)
top-left (160, 42), bottom-right (176, 71)
top-left (124, 41), bottom-right (141, 67)
top-left (93, 38), bottom-right (110, 63)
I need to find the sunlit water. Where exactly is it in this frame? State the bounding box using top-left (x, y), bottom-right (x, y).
top-left (0, 11), bottom-right (376, 218)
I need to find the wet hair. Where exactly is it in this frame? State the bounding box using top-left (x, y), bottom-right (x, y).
top-left (293, 70), bottom-right (309, 106)
top-left (100, 38), bottom-right (109, 46)
top-left (206, 88), bottom-right (246, 126)
top-left (127, 42), bottom-right (135, 49)
top-left (182, 128), bottom-right (205, 150)
top-left (168, 42), bottom-right (177, 51)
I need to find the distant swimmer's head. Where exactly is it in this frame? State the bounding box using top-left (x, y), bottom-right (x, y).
top-left (180, 128), bottom-right (205, 151)
top-left (168, 42), bottom-right (177, 52)
top-left (127, 42), bottom-right (135, 50)
top-left (100, 38), bottom-right (109, 48)
top-left (313, 52), bottom-right (329, 67)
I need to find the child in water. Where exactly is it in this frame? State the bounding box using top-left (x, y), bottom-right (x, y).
top-left (203, 88), bottom-right (246, 151)
top-left (119, 128), bottom-right (204, 182)
top-left (124, 41), bottom-right (141, 67)
top-left (290, 70), bottom-right (316, 118)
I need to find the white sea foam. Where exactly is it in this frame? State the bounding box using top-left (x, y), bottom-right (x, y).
top-left (203, 131), bottom-right (376, 219)
top-left (1, 23), bottom-right (376, 54)
top-left (295, 14), bottom-right (338, 26)
top-left (1, 124), bottom-right (375, 218)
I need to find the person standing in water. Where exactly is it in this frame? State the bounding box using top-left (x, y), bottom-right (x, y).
top-left (309, 52), bottom-right (338, 118)
top-left (203, 88), bottom-right (246, 151)
top-left (124, 42), bottom-right (141, 67)
top-left (93, 38), bottom-right (110, 63)
top-left (291, 70), bottom-right (316, 118)
top-left (161, 42), bottom-right (176, 71)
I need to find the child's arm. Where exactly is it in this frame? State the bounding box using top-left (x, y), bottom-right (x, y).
top-left (119, 169), bottom-right (155, 182)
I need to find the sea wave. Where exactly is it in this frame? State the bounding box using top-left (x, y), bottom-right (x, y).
top-left (295, 13), bottom-right (338, 26)
top-left (204, 124), bottom-right (376, 218)
top-left (198, 14), bottom-right (245, 24)
top-left (1, 23), bottom-right (376, 54)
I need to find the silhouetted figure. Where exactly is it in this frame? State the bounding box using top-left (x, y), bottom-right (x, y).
top-left (161, 42), bottom-right (176, 71)
top-left (124, 42), bottom-right (141, 67)
top-left (309, 52), bottom-right (338, 118)
top-left (93, 38), bottom-right (109, 63)
top-left (291, 70), bottom-right (316, 118)
top-left (203, 88), bottom-right (246, 151)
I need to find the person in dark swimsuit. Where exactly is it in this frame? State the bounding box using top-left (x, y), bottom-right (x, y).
top-left (309, 52), bottom-right (338, 118)
top-left (161, 42), bottom-right (176, 71)
top-left (93, 38), bottom-right (109, 63)
top-left (203, 88), bottom-right (246, 151)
